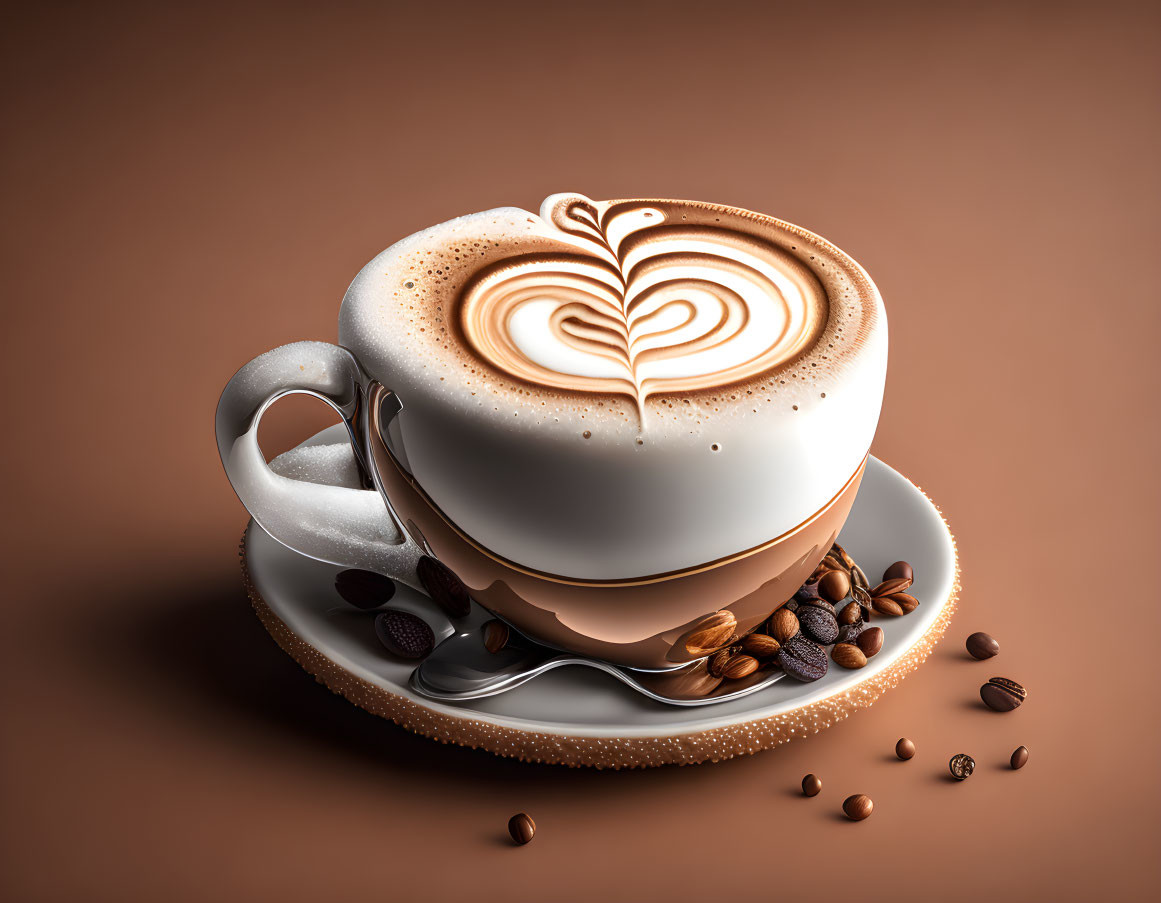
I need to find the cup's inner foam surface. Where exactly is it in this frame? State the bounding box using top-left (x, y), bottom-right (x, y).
top-left (458, 196), bottom-right (828, 413)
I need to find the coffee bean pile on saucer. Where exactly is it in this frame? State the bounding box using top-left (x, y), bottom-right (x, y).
top-left (710, 544), bottom-right (922, 685)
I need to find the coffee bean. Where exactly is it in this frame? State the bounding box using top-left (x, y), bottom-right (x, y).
top-left (482, 619), bottom-right (509, 653)
top-left (883, 561), bottom-right (914, 583)
top-left (416, 555), bottom-right (471, 618)
top-left (966, 632), bottom-right (1000, 660)
top-left (838, 602), bottom-right (862, 625)
top-left (775, 634), bottom-right (828, 681)
top-left (334, 569), bottom-right (395, 610)
top-left (801, 773), bottom-right (822, 797)
top-left (855, 626), bottom-right (884, 657)
top-left (819, 569), bottom-right (851, 603)
top-left (798, 597), bottom-right (837, 616)
top-left (508, 812), bottom-right (535, 845)
top-left (1010, 746), bottom-right (1029, 770)
top-left (836, 622), bottom-right (866, 645)
top-left (896, 737), bottom-right (916, 760)
top-left (794, 582), bottom-right (823, 605)
top-left (374, 610), bottom-right (435, 659)
top-left (980, 677), bottom-right (1026, 712)
top-left (770, 607), bottom-right (800, 643)
top-left (798, 606), bottom-right (839, 645)
top-left (842, 794), bottom-right (873, 820)
top-left (949, 753), bottom-right (975, 781)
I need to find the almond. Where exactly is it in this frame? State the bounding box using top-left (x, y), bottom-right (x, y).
top-left (884, 592), bottom-right (918, 613)
top-left (832, 643), bottom-right (868, 669)
top-left (707, 648), bottom-right (734, 677)
top-left (740, 633), bottom-right (781, 659)
top-left (856, 626), bottom-right (884, 657)
top-left (683, 610), bottom-right (737, 655)
top-left (838, 601), bottom-right (862, 625)
top-left (872, 596), bottom-right (904, 617)
top-left (722, 654), bottom-right (759, 680)
top-left (770, 607), bottom-right (800, 643)
top-left (870, 576), bottom-right (914, 597)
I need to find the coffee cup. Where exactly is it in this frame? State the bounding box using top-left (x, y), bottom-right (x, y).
top-left (216, 193), bottom-right (887, 669)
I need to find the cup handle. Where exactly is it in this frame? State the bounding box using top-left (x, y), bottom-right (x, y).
top-left (215, 340), bottom-right (422, 587)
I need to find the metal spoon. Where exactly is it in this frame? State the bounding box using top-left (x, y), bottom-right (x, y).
top-left (411, 624), bottom-right (784, 706)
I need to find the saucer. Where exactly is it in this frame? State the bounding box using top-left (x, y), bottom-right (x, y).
top-left (241, 425), bottom-right (959, 769)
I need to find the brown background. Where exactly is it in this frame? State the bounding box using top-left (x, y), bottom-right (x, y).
top-left (3, 1), bottom-right (1159, 900)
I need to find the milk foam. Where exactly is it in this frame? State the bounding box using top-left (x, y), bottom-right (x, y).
top-left (460, 195), bottom-right (828, 414)
top-left (337, 195), bottom-right (887, 577)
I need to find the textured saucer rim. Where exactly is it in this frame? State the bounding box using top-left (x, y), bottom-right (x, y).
top-left (238, 461), bottom-right (959, 769)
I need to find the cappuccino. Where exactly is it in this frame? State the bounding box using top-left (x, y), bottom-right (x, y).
top-left (339, 194), bottom-right (886, 579)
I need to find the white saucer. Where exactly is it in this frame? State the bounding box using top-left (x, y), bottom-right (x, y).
top-left (242, 425), bottom-right (958, 768)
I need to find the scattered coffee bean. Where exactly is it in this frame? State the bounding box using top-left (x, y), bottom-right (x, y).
top-left (508, 812), bottom-right (535, 845)
top-left (836, 622), bottom-right (866, 645)
top-left (334, 569), bottom-right (396, 610)
top-left (896, 737), bottom-right (916, 760)
top-left (802, 773), bottom-right (822, 797)
top-left (775, 634), bottom-right (828, 681)
top-left (966, 632), bottom-right (1000, 660)
top-left (722, 653), bottom-right (759, 680)
top-left (374, 610), bottom-right (435, 659)
top-left (883, 561), bottom-right (914, 583)
top-left (855, 626), bottom-right (884, 657)
top-left (416, 556), bottom-right (471, 618)
top-left (740, 633), bottom-right (781, 659)
top-left (819, 569), bottom-right (851, 603)
top-left (842, 794), bottom-right (873, 821)
top-left (831, 643), bottom-right (867, 669)
top-left (770, 607), bottom-right (800, 643)
top-left (798, 606), bottom-right (840, 645)
top-left (838, 602), bottom-right (862, 625)
top-left (871, 595), bottom-right (904, 617)
top-left (981, 677), bottom-right (1026, 712)
top-left (949, 753), bottom-right (975, 781)
top-left (483, 619), bottom-right (509, 653)
top-left (1010, 746), bottom-right (1029, 770)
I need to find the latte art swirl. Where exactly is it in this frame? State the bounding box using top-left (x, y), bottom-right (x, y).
top-left (460, 194), bottom-right (828, 415)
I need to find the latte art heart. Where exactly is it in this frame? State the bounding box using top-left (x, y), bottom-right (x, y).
top-left (460, 194), bottom-right (828, 415)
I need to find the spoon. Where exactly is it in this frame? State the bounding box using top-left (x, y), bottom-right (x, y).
top-left (411, 623), bottom-right (785, 706)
